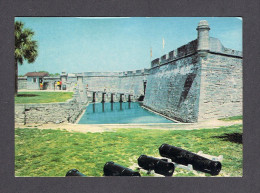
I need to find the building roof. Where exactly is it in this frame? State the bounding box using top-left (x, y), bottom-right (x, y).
top-left (25, 72), bottom-right (49, 77)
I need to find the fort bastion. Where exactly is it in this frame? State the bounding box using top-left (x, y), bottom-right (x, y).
top-left (17, 20), bottom-right (242, 123)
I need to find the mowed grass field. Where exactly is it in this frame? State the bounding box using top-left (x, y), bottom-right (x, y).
top-left (219, 115), bottom-right (243, 121)
top-left (15, 124), bottom-right (242, 177)
top-left (15, 92), bottom-right (74, 104)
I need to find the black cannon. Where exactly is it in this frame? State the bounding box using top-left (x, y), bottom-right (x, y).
top-left (138, 155), bottom-right (175, 176)
top-left (159, 144), bottom-right (222, 175)
top-left (103, 161), bottom-right (141, 176)
top-left (65, 169), bottom-right (86, 177)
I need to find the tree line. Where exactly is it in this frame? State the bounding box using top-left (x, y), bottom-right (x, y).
top-left (18, 71), bottom-right (60, 77)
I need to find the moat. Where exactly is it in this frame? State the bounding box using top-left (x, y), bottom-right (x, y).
top-left (78, 102), bottom-right (174, 124)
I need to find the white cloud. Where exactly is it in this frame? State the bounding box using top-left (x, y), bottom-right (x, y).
top-left (236, 17), bottom-right (242, 21)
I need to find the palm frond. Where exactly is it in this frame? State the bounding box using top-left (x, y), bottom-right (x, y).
top-left (17, 57), bottom-right (23, 65)
top-left (14, 21), bottom-right (38, 65)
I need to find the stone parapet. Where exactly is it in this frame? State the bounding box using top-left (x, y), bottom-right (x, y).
top-left (209, 37), bottom-right (242, 57)
top-left (150, 40), bottom-right (198, 68)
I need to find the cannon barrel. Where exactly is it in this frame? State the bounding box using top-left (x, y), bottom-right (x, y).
top-left (65, 169), bottom-right (86, 177)
top-left (103, 161), bottom-right (141, 176)
top-left (159, 144), bottom-right (222, 175)
top-left (138, 155), bottom-right (175, 176)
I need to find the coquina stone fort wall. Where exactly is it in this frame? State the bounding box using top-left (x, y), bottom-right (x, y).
top-left (143, 43), bottom-right (201, 122)
top-left (17, 20), bottom-right (242, 123)
top-left (82, 70), bottom-right (149, 97)
top-left (198, 51), bottom-right (242, 121)
top-left (143, 21), bottom-right (242, 122)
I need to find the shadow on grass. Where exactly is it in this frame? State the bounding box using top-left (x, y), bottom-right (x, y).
top-left (17, 94), bottom-right (39, 97)
top-left (212, 132), bottom-right (242, 144)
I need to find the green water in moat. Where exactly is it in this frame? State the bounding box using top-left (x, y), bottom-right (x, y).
top-left (78, 102), bottom-right (174, 124)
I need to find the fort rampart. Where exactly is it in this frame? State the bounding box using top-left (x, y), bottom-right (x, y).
top-left (143, 21), bottom-right (242, 122)
top-left (17, 20), bottom-right (242, 123)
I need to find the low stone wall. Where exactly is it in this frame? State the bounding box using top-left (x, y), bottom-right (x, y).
top-left (15, 99), bottom-right (86, 124)
top-left (18, 77), bottom-right (27, 90)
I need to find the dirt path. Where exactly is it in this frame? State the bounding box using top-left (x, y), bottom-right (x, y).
top-left (15, 119), bottom-right (242, 133)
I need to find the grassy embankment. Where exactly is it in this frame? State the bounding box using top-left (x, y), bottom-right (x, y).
top-left (219, 115), bottom-right (243, 121)
top-left (15, 92), bottom-right (74, 104)
top-left (15, 124), bottom-right (242, 177)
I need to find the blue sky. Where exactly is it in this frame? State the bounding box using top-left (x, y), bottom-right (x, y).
top-left (15, 17), bottom-right (242, 75)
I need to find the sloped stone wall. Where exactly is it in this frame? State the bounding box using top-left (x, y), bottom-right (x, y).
top-left (143, 40), bottom-right (242, 122)
top-left (143, 53), bottom-right (201, 123)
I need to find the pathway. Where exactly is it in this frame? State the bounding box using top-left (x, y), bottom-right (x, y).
top-left (15, 119), bottom-right (242, 133)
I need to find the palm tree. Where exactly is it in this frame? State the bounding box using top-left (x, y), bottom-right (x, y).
top-left (15, 21), bottom-right (38, 95)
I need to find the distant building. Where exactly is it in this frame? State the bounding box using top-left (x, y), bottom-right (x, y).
top-left (24, 72), bottom-right (49, 90)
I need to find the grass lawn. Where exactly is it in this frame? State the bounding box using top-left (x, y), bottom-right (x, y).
top-left (219, 115), bottom-right (243, 121)
top-left (15, 92), bottom-right (74, 104)
top-left (15, 124), bottom-right (242, 177)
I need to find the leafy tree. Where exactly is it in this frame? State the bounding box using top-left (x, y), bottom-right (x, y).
top-left (37, 71), bottom-right (60, 77)
top-left (15, 21), bottom-right (38, 95)
top-left (52, 73), bottom-right (60, 77)
top-left (38, 71), bottom-right (49, 73)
